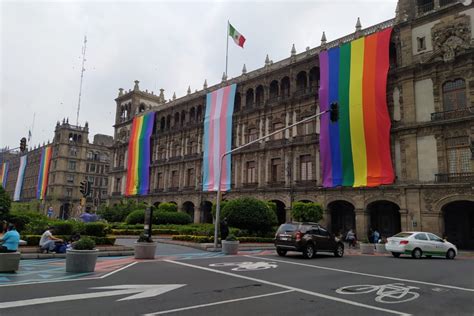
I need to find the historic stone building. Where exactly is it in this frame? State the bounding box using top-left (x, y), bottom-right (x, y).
top-left (2, 120), bottom-right (113, 218)
top-left (109, 0), bottom-right (474, 249)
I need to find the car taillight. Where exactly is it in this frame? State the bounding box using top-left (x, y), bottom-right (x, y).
top-left (295, 231), bottom-right (302, 241)
top-left (400, 240), bottom-right (409, 245)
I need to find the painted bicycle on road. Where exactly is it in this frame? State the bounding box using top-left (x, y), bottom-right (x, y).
top-left (209, 261), bottom-right (278, 271)
top-left (336, 283), bottom-right (420, 304)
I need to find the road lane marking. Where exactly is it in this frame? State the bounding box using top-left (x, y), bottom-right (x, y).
top-left (100, 261), bottom-right (138, 279)
top-left (336, 283), bottom-right (420, 304)
top-left (245, 255), bottom-right (474, 292)
top-left (143, 290), bottom-right (294, 315)
top-left (0, 284), bottom-right (185, 309)
top-left (164, 260), bottom-right (411, 316)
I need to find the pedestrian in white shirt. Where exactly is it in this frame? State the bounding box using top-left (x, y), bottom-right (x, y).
top-left (39, 227), bottom-right (63, 253)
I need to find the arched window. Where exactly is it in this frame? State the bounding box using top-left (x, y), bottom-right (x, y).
top-left (160, 117), bottom-right (166, 131)
top-left (166, 115), bottom-right (171, 130)
top-left (181, 110), bottom-right (186, 126)
top-left (174, 112), bottom-right (180, 126)
top-left (281, 77), bottom-right (290, 98)
top-left (296, 71), bottom-right (307, 92)
top-left (246, 88), bottom-right (254, 108)
top-left (139, 103), bottom-right (146, 113)
top-left (269, 80), bottom-right (279, 100)
top-left (234, 93), bottom-right (241, 112)
top-left (309, 67), bottom-right (320, 90)
top-left (197, 105), bottom-right (203, 122)
top-left (443, 79), bottom-right (466, 111)
top-left (190, 107), bottom-right (196, 122)
top-left (255, 85), bottom-right (264, 107)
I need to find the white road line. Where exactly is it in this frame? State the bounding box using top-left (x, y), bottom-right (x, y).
top-left (245, 255), bottom-right (474, 292)
top-left (99, 261), bottom-right (138, 279)
top-left (163, 260), bottom-right (411, 316)
top-left (143, 290), bottom-right (294, 315)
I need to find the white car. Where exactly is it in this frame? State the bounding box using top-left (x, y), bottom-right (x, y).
top-left (386, 231), bottom-right (457, 259)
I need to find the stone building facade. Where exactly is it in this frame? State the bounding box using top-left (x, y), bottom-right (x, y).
top-left (109, 0), bottom-right (474, 249)
top-left (2, 120), bottom-right (113, 218)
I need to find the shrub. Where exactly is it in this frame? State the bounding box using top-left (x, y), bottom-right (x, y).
top-left (221, 197), bottom-right (277, 235)
top-left (171, 235), bottom-right (213, 243)
top-left (84, 222), bottom-right (107, 237)
top-left (49, 220), bottom-right (74, 235)
top-left (291, 202), bottom-right (323, 223)
top-left (153, 212), bottom-right (192, 225)
top-left (23, 217), bottom-right (50, 235)
top-left (125, 209), bottom-right (145, 224)
top-left (0, 186), bottom-right (11, 220)
top-left (157, 203), bottom-right (177, 213)
top-left (225, 234), bottom-right (238, 241)
top-left (73, 237), bottom-right (96, 250)
top-left (98, 199), bottom-right (147, 223)
top-left (6, 212), bottom-right (32, 232)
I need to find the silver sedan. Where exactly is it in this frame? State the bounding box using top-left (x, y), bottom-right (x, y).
top-left (386, 231), bottom-right (458, 259)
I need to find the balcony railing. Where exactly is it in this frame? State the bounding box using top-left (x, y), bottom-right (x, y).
top-left (431, 107), bottom-right (474, 121)
top-left (435, 172), bottom-right (474, 183)
top-left (417, 2), bottom-right (434, 15)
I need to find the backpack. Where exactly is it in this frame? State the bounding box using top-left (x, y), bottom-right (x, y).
top-left (54, 243), bottom-right (67, 253)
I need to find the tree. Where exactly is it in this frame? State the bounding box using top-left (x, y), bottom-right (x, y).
top-left (291, 202), bottom-right (323, 223)
top-left (221, 197), bottom-right (277, 235)
top-left (0, 186), bottom-right (11, 220)
top-left (157, 202), bottom-right (177, 213)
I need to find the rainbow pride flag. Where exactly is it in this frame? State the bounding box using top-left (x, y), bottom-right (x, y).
top-left (319, 28), bottom-right (394, 187)
top-left (202, 84), bottom-right (237, 191)
top-left (36, 146), bottom-right (52, 199)
top-left (0, 162), bottom-right (8, 188)
top-left (126, 112), bottom-right (155, 195)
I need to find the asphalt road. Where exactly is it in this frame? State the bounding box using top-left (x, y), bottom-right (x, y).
top-left (1, 247), bottom-right (473, 316)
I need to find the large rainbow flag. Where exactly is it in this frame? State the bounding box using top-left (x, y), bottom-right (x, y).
top-left (36, 146), bottom-right (52, 199)
top-left (13, 155), bottom-right (27, 201)
top-left (319, 28), bottom-right (394, 187)
top-left (126, 112), bottom-right (155, 195)
top-left (202, 84), bottom-right (237, 191)
top-left (0, 162), bottom-right (8, 188)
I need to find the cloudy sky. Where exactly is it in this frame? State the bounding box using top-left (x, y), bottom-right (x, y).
top-left (1, 0), bottom-right (397, 149)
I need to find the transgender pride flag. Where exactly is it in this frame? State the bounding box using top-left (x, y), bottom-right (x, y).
top-left (202, 84), bottom-right (237, 192)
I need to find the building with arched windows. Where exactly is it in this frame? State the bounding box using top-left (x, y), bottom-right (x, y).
top-left (109, 0), bottom-right (474, 249)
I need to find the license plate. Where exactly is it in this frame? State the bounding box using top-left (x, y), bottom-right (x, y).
top-left (280, 237), bottom-right (289, 241)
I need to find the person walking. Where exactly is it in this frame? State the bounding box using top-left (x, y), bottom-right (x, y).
top-left (373, 229), bottom-right (380, 248)
top-left (39, 227), bottom-right (63, 253)
top-left (346, 228), bottom-right (356, 249)
top-left (0, 223), bottom-right (20, 253)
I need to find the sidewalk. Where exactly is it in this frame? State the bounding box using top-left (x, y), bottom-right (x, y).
top-left (19, 245), bottom-right (134, 259)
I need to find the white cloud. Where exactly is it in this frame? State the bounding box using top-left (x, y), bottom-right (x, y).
top-left (1, 0), bottom-right (397, 148)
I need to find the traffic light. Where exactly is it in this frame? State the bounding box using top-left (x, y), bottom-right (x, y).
top-left (80, 180), bottom-right (87, 196)
top-left (86, 181), bottom-right (92, 197)
top-left (330, 102), bottom-right (339, 122)
top-left (19, 137), bottom-right (27, 153)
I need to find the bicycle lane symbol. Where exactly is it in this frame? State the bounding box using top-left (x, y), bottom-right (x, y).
top-left (336, 283), bottom-right (420, 304)
top-left (209, 262), bottom-right (278, 271)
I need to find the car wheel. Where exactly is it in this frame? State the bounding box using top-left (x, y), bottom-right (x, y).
top-left (303, 243), bottom-right (315, 259)
top-left (392, 252), bottom-right (401, 258)
top-left (276, 248), bottom-right (287, 257)
top-left (412, 248), bottom-right (422, 259)
top-left (446, 249), bottom-right (456, 260)
top-left (334, 243), bottom-right (344, 257)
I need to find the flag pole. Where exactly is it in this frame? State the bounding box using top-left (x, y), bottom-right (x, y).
top-left (225, 20), bottom-right (229, 78)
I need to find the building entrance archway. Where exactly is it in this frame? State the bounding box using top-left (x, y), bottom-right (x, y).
top-left (183, 201), bottom-right (195, 222)
top-left (368, 201), bottom-right (401, 239)
top-left (60, 203), bottom-right (71, 220)
top-left (200, 201), bottom-right (213, 223)
top-left (270, 200), bottom-right (286, 224)
top-left (443, 200), bottom-right (474, 250)
top-left (328, 201), bottom-right (355, 236)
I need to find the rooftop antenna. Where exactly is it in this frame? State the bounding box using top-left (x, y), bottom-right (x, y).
top-left (75, 35), bottom-right (87, 126)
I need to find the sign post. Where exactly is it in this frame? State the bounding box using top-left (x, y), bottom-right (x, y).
top-left (143, 207), bottom-right (153, 242)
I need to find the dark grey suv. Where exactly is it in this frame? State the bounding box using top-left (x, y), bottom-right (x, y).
top-left (274, 222), bottom-right (344, 259)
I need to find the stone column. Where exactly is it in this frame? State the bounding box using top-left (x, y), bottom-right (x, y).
top-left (285, 207), bottom-right (292, 222)
top-left (399, 208), bottom-right (409, 232)
top-left (321, 209), bottom-right (331, 229)
top-left (236, 124), bottom-right (240, 147)
top-left (355, 208), bottom-right (369, 241)
top-left (193, 207), bottom-right (201, 224)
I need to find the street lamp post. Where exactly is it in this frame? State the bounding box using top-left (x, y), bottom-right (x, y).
top-left (213, 108), bottom-right (333, 249)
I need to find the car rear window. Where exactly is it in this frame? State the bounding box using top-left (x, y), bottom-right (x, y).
top-left (277, 224), bottom-right (298, 233)
top-left (392, 232), bottom-right (413, 238)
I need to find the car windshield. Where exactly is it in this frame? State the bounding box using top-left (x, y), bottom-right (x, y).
top-left (277, 224), bottom-right (298, 233)
top-left (392, 232), bottom-right (413, 238)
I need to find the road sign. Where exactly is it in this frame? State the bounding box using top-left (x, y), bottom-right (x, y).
top-left (0, 284), bottom-right (186, 309)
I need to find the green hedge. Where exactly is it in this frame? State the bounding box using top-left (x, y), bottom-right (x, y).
top-left (125, 209), bottom-right (145, 225)
top-left (22, 235), bottom-right (116, 246)
top-left (171, 235), bottom-right (214, 243)
top-left (84, 222), bottom-right (107, 237)
top-left (125, 210), bottom-right (192, 225)
top-left (111, 229), bottom-right (179, 235)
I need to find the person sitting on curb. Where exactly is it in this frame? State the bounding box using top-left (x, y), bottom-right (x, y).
top-left (39, 227), bottom-right (63, 253)
top-left (0, 223), bottom-right (20, 253)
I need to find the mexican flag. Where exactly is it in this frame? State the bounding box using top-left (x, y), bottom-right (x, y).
top-left (229, 23), bottom-right (246, 48)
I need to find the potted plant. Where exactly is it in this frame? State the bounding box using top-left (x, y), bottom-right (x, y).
top-left (359, 239), bottom-right (375, 255)
top-left (66, 237), bottom-right (99, 273)
top-left (134, 233), bottom-right (157, 259)
top-left (222, 234), bottom-right (239, 255)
